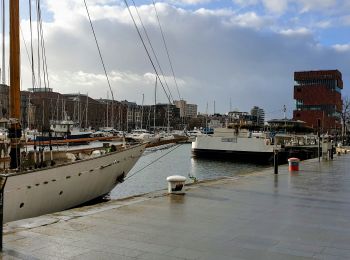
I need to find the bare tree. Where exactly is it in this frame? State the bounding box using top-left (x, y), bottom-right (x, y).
top-left (341, 96), bottom-right (350, 144)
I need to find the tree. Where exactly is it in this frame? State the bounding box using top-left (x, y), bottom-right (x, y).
top-left (341, 96), bottom-right (350, 144)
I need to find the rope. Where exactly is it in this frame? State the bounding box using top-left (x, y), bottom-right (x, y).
top-left (20, 26), bottom-right (37, 89)
top-left (35, 0), bottom-right (41, 89)
top-left (83, 0), bottom-right (115, 128)
top-left (124, 143), bottom-right (184, 180)
top-left (28, 0), bottom-right (36, 90)
top-left (37, 3), bottom-right (50, 91)
top-left (123, 0), bottom-right (172, 104)
top-left (152, 1), bottom-right (181, 100)
top-left (130, 0), bottom-right (174, 103)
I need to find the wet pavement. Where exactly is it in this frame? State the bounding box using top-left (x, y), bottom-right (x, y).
top-left (2, 153), bottom-right (350, 259)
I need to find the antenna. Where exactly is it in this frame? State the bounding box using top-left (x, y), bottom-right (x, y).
top-left (283, 105), bottom-right (287, 119)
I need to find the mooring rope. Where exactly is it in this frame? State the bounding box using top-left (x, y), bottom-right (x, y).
top-left (124, 143), bottom-right (184, 180)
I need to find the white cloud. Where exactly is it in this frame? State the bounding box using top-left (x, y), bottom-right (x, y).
top-left (279, 27), bottom-right (311, 36)
top-left (297, 0), bottom-right (337, 13)
top-left (332, 44), bottom-right (350, 52)
top-left (314, 20), bottom-right (332, 28)
top-left (262, 0), bottom-right (288, 14)
top-left (228, 12), bottom-right (272, 29)
top-left (232, 0), bottom-right (259, 7)
top-left (168, 0), bottom-right (213, 5)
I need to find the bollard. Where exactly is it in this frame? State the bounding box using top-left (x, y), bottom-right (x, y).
top-left (288, 158), bottom-right (300, 172)
top-left (273, 149), bottom-right (278, 174)
top-left (330, 146), bottom-right (334, 160)
top-left (166, 175), bottom-right (186, 194)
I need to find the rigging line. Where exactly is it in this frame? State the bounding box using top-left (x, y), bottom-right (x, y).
top-left (37, 1), bottom-right (50, 90)
top-left (20, 26), bottom-right (37, 88)
top-left (35, 0), bottom-right (42, 89)
top-left (36, 1), bottom-right (46, 88)
top-left (28, 0), bottom-right (37, 90)
top-left (123, 0), bottom-right (172, 104)
top-left (124, 143), bottom-right (183, 180)
top-left (130, 0), bottom-right (174, 103)
top-left (152, 1), bottom-right (181, 100)
top-left (83, 0), bottom-right (115, 127)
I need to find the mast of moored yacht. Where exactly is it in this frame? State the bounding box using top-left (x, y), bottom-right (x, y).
top-left (9, 0), bottom-right (22, 169)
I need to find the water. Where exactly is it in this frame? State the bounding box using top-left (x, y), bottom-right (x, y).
top-left (111, 143), bottom-right (267, 199)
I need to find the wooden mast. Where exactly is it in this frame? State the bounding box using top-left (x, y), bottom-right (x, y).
top-left (9, 0), bottom-right (20, 119)
top-left (9, 0), bottom-right (22, 169)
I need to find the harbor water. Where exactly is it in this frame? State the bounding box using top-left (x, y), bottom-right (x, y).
top-left (111, 143), bottom-right (267, 199)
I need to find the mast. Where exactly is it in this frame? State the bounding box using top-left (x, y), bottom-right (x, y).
top-left (9, 0), bottom-right (20, 119)
top-left (85, 93), bottom-right (88, 129)
top-left (9, 0), bottom-right (22, 169)
top-left (154, 77), bottom-right (157, 133)
top-left (141, 93), bottom-right (144, 129)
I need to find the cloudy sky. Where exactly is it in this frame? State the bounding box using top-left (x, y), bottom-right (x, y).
top-left (11, 0), bottom-right (350, 118)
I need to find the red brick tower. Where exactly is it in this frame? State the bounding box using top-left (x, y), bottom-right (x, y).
top-left (293, 70), bottom-right (343, 133)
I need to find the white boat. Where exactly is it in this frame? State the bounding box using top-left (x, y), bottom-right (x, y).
top-left (127, 129), bottom-right (159, 143)
top-left (187, 129), bottom-right (203, 142)
top-left (192, 126), bottom-right (318, 164)
top-left (0, 1), bottom-right (146, 223)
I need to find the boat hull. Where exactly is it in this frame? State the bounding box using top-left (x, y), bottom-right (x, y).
top-left (3, 143), bottom-right (146, 223)
top-left (192, 148), bottom-right (273, 164)
top-left (192, 135), bottom-right (319, 164)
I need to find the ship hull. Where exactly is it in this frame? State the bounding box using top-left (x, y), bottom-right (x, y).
top-left (192, 135), bottom-right (318, 164)
top-left (192, 148), bottom-right (273, 164)
top-left (3, 143), bottom-right (146, 223)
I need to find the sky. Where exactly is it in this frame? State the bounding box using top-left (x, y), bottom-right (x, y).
top-left (7, 0), bottom-right (350, 119)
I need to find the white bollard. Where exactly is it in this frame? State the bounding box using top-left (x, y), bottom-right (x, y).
top-left (166, 175), bottom-right (186, 194)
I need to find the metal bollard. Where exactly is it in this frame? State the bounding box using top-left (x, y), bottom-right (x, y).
top-left (167, 175), bottom-right (186, 194)
top-left (330, 146), bottom-right (334, 160)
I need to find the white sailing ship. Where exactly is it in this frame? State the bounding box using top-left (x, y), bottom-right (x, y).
top-left (0, 1), bottom-right (146, 223)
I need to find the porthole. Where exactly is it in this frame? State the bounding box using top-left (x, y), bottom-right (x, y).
top-left (44, 181), bottom-right (48, 184)
top-left (27, 186), bottom-right (31, 189)
top-left (66, 176), bottom-right (71, 179)
top-left (59, 191), bottom-right (63, 195)
top-left (20, 203), bottom-right (24, 208)
top-left (52, 179), bottom-right (56, 182)
top-left (35, 183), bottom-right (39, 186)
top-left (78, 173), bottom-right (82, 176)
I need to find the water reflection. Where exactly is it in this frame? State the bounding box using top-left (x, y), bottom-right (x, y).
top-left (111, 144), bottom-right (266, 199)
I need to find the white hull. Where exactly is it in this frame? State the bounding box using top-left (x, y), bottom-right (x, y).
top-left (192, 135), bottom-right (273, 153)
top-left (3, 143), bottom-right (146, 223)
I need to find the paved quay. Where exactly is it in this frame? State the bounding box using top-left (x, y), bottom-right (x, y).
top-left (2, 153), bottom-right (350, 259)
